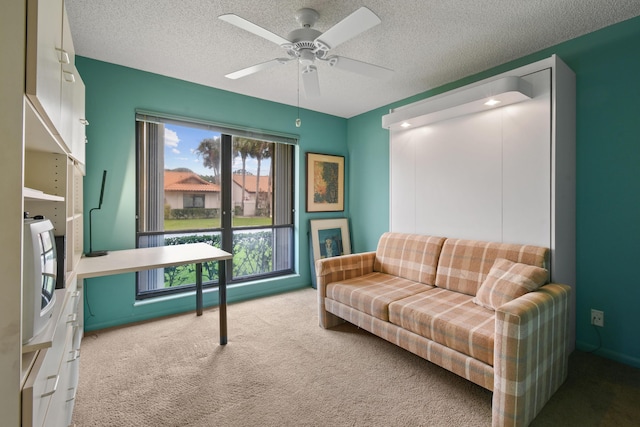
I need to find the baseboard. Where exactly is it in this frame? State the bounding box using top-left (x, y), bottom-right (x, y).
top-left (575, 340), bottom-right (640, 368)
top-left (84, 279), bottom-right (310, 332)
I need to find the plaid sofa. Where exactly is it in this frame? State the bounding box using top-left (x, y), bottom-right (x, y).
top-left (316, 232), bottom-right (571, 427)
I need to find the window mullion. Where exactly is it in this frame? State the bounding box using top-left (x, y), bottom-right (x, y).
top-left (220, 134), bottom-right (233, 255)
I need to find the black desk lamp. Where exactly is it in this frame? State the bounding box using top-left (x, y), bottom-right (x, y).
top-left (86, 170), bottom-right (108, 257)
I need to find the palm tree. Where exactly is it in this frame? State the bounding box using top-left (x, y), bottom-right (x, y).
top-left (234, 137), bottom-right (254, 215)
top-left (194, 137), bottom-right (221, 180)
top-left (253, 141), bottom-right (271, 216)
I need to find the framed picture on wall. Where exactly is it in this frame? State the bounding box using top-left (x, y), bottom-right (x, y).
top-left (306, 152), bottom-right (345, 212)
top-left (309, 218), bottom-right (352, 263)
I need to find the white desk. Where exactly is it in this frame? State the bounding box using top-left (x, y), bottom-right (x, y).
top-left (77, 243), bottom-right (233, 344)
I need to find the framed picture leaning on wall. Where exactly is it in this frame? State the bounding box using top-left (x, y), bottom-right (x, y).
top-left (309, 218), bottom-right (352, 263)
top-left (306, 152), bottom-right (344, 212)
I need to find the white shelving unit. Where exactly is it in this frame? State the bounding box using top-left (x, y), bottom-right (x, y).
top-left (23, 187), bottom-right (65, 202)
top-left (5, 0), bottom-right (90, 426)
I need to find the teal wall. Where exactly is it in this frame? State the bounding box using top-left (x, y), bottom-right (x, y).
top-left (347, 16), bottom-right (640, 367)
top-left (76, 57), bottom-right (347, 331)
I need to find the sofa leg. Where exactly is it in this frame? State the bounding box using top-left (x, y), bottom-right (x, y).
top-left (320, 310), bottom-right (346, 329)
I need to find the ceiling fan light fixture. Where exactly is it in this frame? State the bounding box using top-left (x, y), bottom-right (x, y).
top-left (298, 49), bottom-right (316, 66)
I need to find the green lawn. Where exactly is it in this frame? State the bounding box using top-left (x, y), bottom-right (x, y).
top-left (164, 216), bottom-right (272, 231)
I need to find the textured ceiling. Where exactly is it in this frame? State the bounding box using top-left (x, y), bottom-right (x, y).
top-left (65, 0), bottom-right (640, 118)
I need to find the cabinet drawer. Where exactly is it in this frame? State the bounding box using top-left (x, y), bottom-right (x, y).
top-left (22, 281), bottom-right (79, 426)
top-left (45, 325), bottom-right (77, 427)
top-left (63, 325), bottom-right (83, 426)
top-left (22, 349), bottom-right (59, 427)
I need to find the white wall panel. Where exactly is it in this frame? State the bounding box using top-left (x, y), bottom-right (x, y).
top-left (502, 69), bottom-right (551, 247)
top-left (412, 112), bottom-right (502, 240)
top-left (389, 127), bottom-right (417, 232)
top-left (390, 69), bottom-right (552, 246)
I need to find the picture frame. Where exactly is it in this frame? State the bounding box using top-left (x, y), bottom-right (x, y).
top-left (309, 218), bottom-right (351, 263)
top-left (306, 152), bottom-right (345, 212)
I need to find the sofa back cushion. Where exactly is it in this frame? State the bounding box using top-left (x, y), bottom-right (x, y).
top-left (435, 238), bottom-right (549, 296)
top-left (374, 232), bottom-right (446, 285)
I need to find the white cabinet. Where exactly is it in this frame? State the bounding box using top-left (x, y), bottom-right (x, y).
top-left (22, 280), bottom-right (82, 427)
top-left (70, 71), bottom-right (87, 166)
top-left (20, 1), bottom-right (87, 426)
top-left (59, 6), bottom-right (75, 147)
top-left (22, 107), bottom-right (85, 426)
top-left (60, 7), bottom-right (88, 165)
top-left (26, 0), bottom-right (64, 141)
top-left (26, 0), bottom-right (86, 165)
top-left (22, 102), bottom-right (85, 427)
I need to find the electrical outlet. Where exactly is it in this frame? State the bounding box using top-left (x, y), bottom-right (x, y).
top-left (591, 309), bottom-right (604, 327)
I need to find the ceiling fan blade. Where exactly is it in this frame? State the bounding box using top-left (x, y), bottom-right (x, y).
top-left (314, 7), bottom-right (381, 51)
top-left (301, 66), bottom-right (320, 97)
top-left (327, 56), bottom-right (393, 79)
top-left (219, 14), bottom-right (290, 46)
top-left (225, 58), bottom-right (292, 79)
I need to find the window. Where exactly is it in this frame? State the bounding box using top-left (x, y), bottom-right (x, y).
top-left (135, 113), bottom-right (296, 299)
top-left (183, 194), bottom-right (205, 208)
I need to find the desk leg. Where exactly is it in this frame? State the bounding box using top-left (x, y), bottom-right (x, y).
top-left (219, 259), bottom-right (227, 345)
top-left (196, 262), bottom-right (203, 316)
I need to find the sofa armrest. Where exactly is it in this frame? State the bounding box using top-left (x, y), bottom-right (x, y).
top-left (316, 251), bottom-right (376, 328)
top-left (492, 283), bottom-right (572, 427)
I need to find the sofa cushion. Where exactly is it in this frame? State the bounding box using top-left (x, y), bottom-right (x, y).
top-left (473, 258), bottom-right (548, 310)
top-left (388, 288), bottom-right (496, 365)
top-left (374, 232), bottom-right (446, 285)
top-left (326, 272), bottom-right (433, 321)
top-left (435, 238), bottom-right (548, 296)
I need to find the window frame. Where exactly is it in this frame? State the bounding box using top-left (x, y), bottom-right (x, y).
top-left (135, 112), bottom-right (297, 300)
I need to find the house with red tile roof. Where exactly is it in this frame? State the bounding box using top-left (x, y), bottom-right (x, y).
top-left (164, 170), bottom-right (221, 210)
top-left (231, 173), bottom-right (272, 216)
top-left (164, 170), bottom-right (271, 216)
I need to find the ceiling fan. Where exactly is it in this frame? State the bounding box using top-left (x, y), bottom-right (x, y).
top-left (218, 6), bottom-right (393, 97)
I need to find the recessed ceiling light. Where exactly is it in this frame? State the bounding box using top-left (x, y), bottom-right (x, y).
top-left (484, 99), bottom-right (501, 106)
top-left (400, 122), bottom-right (411, 128)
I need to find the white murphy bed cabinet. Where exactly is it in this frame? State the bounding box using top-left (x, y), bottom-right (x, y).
top-left (383, 55), bottom-right (576, 350)
top-left (17, 0), bottom-right (87, 425)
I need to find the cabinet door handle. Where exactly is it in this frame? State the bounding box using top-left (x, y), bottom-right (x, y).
top-left (63, 71), bottom-right (75, 83)
top-left (66, 387), bottom-right (76, 403)
top-left (56, 48), bottom-right (70, 64)
top-left (67, 313), bottom-right (77, 323)
top-left (41, 374), bottom-right (60, 397)
top-left (79, 118), bottom-right (89, 126)
top-left (68, 348), bottom-right (81, 362)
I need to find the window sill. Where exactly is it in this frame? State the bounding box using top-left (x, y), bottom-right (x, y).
top-left (133, 273), bottom-right (301, 308)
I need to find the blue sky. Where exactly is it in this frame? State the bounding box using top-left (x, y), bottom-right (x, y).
top-left (163, 123), bottom-right (270, 176)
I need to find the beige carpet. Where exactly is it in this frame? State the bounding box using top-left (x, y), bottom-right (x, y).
top-left (72, 288), bottom-right (640, 426)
